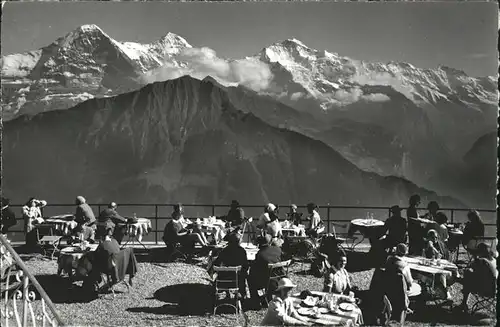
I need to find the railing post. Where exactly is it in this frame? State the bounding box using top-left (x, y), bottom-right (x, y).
top-left (212, 205), bottom-right (215, 217)
top-left (97, 205), bottom-right (101, 214)
top-left (155, 205), bottom-right (159, 245)
top-left (451, 209), bottom-right (454, 224)
top-left (327, 207), bottom-right (331, 234)
top-left (23, 275), bottom-right (29, 327)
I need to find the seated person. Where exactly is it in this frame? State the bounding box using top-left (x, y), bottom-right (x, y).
top-left (266, 211), bottom-right (283, 240)
top-left (424, 229), bottom-right (449, 260)
top-left (323, 250), bottom-right (353, 296)
top-left (257, 203), bottom-right (276, 235)
top-left (422, 201), bottom-right (440, 221)
top-left (248, 235), bottom-right (283, 305)
top-left (173, 204), bottom-right (209, 246)
top-left (97, 202), bottom-right (128, 244)
top-left (434, 212), bottom-right (449, 242)
top-left (85, 226), bottom-right (121, 289)
top-left (379, 205), bottom-right (408, 250)
top-left (462, 210), bottom-right (485, 251)
top-left (305, 203), bottom-right (323, 238)
top-left (22, 197), bottom-right (47, 247)
top-left (163, 211), bottom-right (207, 255)
top-left (1, 197), bottom-right (17, 234)
top-left (385, 243), bottom-right (421, 297)
top-left (74, 196), bottom-right (96, 242)
top-left (459, 243), bottom-right (497, 313)
top-left (213, 233), bottom-right (249, 297)
top-left (261, 278), bottom-right (312, 326)
top-left (287, 204), bottom-right (303, 227)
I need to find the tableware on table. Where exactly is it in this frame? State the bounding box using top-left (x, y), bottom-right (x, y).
top-left (318, 307), bottom-right (329, 314)
top-left (349, 291), bottom-right (355, 301)
top-left (339, 303), bottom-right (355, 312)
top-left (302, 296), bottom-right (318, 307)
top-left (297, 307), bottom-right (319, 317)
top-left (436, 259), bottom-right (441, 266)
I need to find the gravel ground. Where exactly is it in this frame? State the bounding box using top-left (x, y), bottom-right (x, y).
top-left (9, 249), bottom-right (497, 327)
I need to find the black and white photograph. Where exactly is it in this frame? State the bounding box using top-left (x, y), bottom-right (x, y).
top-left (0, 1), bottom-right (497, 326)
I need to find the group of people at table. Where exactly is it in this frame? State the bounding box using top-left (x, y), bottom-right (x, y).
top-left (1, 194), bottom-right (497, 323)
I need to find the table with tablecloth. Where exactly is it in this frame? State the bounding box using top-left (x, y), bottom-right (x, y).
top-left (57, 244), bottom-right (98, 279)
top-left (242, 243), bottom-right (259, 261)
top-left (195, 218), bottom-right (227, 243)
top-left (125, 218), bottom-right (152, 242)
top-left (405, 255), bottom-right (458, 299)
top-left (347, 219), bottom-right (386, 250)
top-left (281, 223), bottom-right (306, 237)
top-left (290, 291), bottom-right (363, 326)
top-left (43, 215), bottom-right (78, 236)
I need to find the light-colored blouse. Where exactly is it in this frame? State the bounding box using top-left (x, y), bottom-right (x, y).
top-left (324, 266), bottom-right (351, 294)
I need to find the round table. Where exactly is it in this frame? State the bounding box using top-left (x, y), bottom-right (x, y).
top-left (57, 244), bottom-right (98, 279)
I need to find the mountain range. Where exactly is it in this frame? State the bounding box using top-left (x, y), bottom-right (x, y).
top-left (1, 75), bottom-right (463, 211)
top-left (1, 24), bottom-right (497, 208)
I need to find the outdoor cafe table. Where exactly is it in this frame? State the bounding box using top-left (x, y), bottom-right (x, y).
top-left (121, 218), bottom-right (152, 249)
top-left (290, 291), bottom-right (363, 326)
top-left (57, 244), bottom-right (98, 280)
top-left (347, 219), bottom-right (385, 250)
top-left (404, 255), bottom-right (458, 291)
top-left (43, 214), bottom-right (78, 236)
top-left (196, 218), bottom-right (227, 243)
top-left (281, 223), bottom-right (306, 237)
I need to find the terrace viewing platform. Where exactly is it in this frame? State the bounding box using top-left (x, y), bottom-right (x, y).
top-left (3, 203), bottom-right (497, 244)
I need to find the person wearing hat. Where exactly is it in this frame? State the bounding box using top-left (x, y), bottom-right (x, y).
top-left (1, 197), bottom-right (17, 234)
top-left (74, 196), bottom-right (96, 242)
top-left (379, 205), bottom-right (408, 251)
top-left (385, 243), bottom-right (421, 297)
top-left (213, 232), bottom-right (249, 297)
top-left (261, 277), bottom-right (312, 326)
top-left (22, 197), bottom-right (47, 247)
top-left (248, 234), bottom-right (283, 306)
top-left (96, 202), bottom-right (127, 243)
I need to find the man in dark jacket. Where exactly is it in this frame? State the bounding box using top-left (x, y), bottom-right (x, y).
top-left (97, 202), bottom-right (128, 244)
top-left (74, 196), bottom-right (96, 242)
top-left (248, 234), bottom-right (283, 305)
top-left (380, 206), bottom-right (408, 250)
top-left (225, 200), bottom-right (245, 227)
top-left (214, 232), bottom-right (249, 297)
top-left (1, 197), bottom-right (17, 234)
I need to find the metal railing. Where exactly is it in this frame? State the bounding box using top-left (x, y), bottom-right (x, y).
top-left (4, 204), bottom-right (497, 244)
top-left (0, 234), bottom-right (65, 326)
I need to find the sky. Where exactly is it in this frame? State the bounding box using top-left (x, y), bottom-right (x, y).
top-left (1, 1), bottom-right (498, 77)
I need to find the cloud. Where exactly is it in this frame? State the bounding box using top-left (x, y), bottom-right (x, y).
top-left (290, 92), bottom-right (304, 101)
top-left (351, 71), bottom-right (414, 100)
top-left (142, 47), bottom-right (273, 92)
top-left (361, 93), bottom-right (391, 102)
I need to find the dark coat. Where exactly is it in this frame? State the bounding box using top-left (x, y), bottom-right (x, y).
top-left (75, 203), bottom-right (96, 226)
top-left (250, 245), bottom-right (282, 288)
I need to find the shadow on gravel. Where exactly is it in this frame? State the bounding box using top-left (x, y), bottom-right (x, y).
top-left (128, 283), bottom-right (214, 316)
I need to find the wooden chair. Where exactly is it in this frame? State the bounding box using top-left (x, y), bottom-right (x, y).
top-left (213, 266), bottom-right (242, 320)
top-left (265, 260), bottom-right (292, 301)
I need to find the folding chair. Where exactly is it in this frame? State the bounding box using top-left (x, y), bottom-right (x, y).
top-left (468, 290), bottom-right (496, 315)
top-left (99, 249), bottom-right (135, 298)
top-left (286, 237), bottom-right (317, 273)
top-left (213, 266), bottom-right (242, 321)
top-left (264, 260), bottom-right (291, 302)
top-left (164, 239), bottom-right (190, 262)
top-left (36, 224), bottom-right (62, 259)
